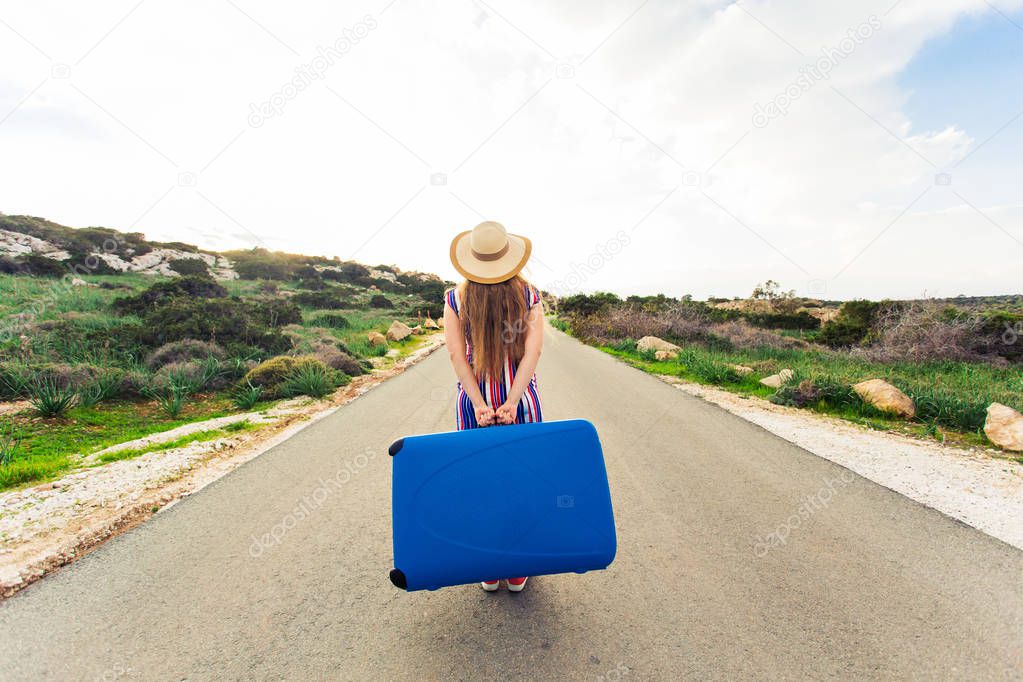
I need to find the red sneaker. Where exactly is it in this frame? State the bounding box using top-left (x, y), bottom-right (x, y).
top-left (506, 577), bottom-right (528, 593)
top-left (481, 580), bottom-right (500, 592)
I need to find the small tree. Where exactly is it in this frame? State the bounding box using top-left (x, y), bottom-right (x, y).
top-left (751, 280), bottom-right (799, 314)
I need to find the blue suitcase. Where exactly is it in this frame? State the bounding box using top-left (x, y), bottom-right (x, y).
top-left (388, 419), bottom-right (616, 591)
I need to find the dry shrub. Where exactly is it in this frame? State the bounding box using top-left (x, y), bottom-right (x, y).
top-left (856, 301), bottom-right (996, 364)
top-left (708, 320), bottom-right (806, 350)
top-left (571, 304), bottom-right (801, 352)
top-left (154, 360), bottom-right (229, 391)
top-left (571, 305), bottom-right (719, 346)
top-left (305, 342), bottom-right (365, 376)
top-left (146, 339), bottom-right (225, 370)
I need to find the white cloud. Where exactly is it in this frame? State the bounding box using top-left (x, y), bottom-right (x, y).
top-left (0, 0), bottom-right (1020, 300)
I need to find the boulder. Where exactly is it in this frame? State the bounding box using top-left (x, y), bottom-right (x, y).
top-left (367, 331), bottom-right (387, 347)
top-left (70, 277), bottom-right (88, 287)
top-left (386, 320), bottom-right (413, 342)
top-left (760, 369), bottom-right (794, 389)
top-left (423, 317), bottom-right (439, 329)
top-left (437, 316), bottom-right (445, 328)
top-left (411, 325), bottom-right (424, 335)
top-left (637, 336), bottom-right (681, 354)
top-left (852, 379), bottom-right (916, 418)
top-left (732, 365), bottom-right (754, 376)
top-left (654, 349), bottom-right (679, 361)
top-left (983, 403), bottom-right (1023, 451)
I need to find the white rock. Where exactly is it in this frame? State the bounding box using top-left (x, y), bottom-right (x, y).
top-left (853, 379), bottom-right (916, 419)
top-left (760, 369), bottom-right (794, 389)
top-left (637, 336), bottom-right (681, 354)
top-left (984, 403), bottom-right (1023, 452)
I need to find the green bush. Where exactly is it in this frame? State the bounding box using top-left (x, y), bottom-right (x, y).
top-left (155, 358), bottom-right (226, 393)
top-left (243, 355), bottom-right (327, 398)
top-left (770, 375), bottom-right (858, 410)
top-left (231, 381), bottom-right (263, 410)
top-left (30, 378), bottom-right (78, 418)
top-left (0, 362), bottom-right (33, 399)
top-left (145, 339), bottom-right (226, 369)
top-left (283, 362), bottom-right (344, 399)
top-left (168, 258), bottom-right (211, 277)
top-left (685, 357), bottom-right (740, 384)
top-left (133, 298), bottom-right (298, 355)
top-left (907, 387), bottom-right (989, 432)
top-left (818, 300), bottom-right (885, 348)
top-left (143, 384), bottom-right (189, 418)
top-left (559, 292), bottom-right (622, 317)
top-left (0, 426), bottom-right (19, 467)
top-left (113, 275), bottom-right (229, 315)
top-left (310, 313), bottom-right (350, 329)
top-left (743, 311), bottom-right (820, 331)
top-left (15, 254), bottom-right (69, 277)
top-left (294, 290), bottom-right (348, 309)
top-left (370, 294), bottom-right (394, 309)
top-left (549, 318), bottom-right (570, 333)
top-left (76, 370), bottom-right (125, 408)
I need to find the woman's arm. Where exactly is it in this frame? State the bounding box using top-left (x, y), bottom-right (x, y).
top-left (496, 301), bottom-right (544, 424)
top-left (444, 302), bottom-right (495, 426)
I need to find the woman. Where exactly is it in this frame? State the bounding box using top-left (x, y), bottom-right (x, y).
top-left (444, 221), bottom-right (544, 593)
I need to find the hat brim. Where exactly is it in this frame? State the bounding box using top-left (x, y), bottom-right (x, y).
top-left (450, 230), bottom-right (532, 284)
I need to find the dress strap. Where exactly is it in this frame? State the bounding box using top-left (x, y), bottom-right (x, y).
top-left (445, 288), bottom-right (460, 316)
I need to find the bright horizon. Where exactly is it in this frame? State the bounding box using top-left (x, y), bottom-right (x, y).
top-left (1, 0), bottom-right (1021, 301)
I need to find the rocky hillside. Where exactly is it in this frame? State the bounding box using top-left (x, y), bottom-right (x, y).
top-left (0, 214), bottom-right (440, 292)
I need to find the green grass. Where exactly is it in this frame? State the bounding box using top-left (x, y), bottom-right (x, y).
top-left (95, 420), bottom-right (260, 464)
top-left (0, 269), bottom-right (441, 490)
top-left (0, 396), bottom-right (239, 490)
top-left (591, 336), bottom-right (1023, 447)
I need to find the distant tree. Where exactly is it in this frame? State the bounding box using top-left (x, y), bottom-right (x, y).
top-left (559, 292), bottom-right (621, 317)
top-left (751, 280), bottom-right (799, 314)
top-left (817, 299), bottom-right (884, 348)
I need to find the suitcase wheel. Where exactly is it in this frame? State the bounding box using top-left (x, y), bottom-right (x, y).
top-left (389, 568), bottom-right (408, 590)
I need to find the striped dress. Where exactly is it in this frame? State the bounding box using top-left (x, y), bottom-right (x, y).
top-left (446, 285), bottom-right (544, 431)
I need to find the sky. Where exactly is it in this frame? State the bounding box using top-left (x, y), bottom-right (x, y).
top-left (0, 0), bottom-right (1021, 301)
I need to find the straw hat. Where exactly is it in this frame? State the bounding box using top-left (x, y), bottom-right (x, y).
top-left (449, 221), bottom-right (532, 284)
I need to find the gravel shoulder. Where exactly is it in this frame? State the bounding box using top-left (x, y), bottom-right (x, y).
top-left (659, 375), bottom-right (1023, 550)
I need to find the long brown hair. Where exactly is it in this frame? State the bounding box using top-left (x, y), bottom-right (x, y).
top-left (458, 275), bottom-right (531, 380)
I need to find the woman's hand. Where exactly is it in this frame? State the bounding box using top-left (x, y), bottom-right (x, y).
top-left (495, 401), bottom-right (518, 425)
top-left (474, 403), bottom-right (496, 427)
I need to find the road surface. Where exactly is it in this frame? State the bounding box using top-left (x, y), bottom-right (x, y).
top-left (1, 327), bottom-right (1021, 680)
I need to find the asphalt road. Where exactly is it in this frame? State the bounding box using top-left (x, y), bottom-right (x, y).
top-left (1, 327), bottom-right (1021, 680)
